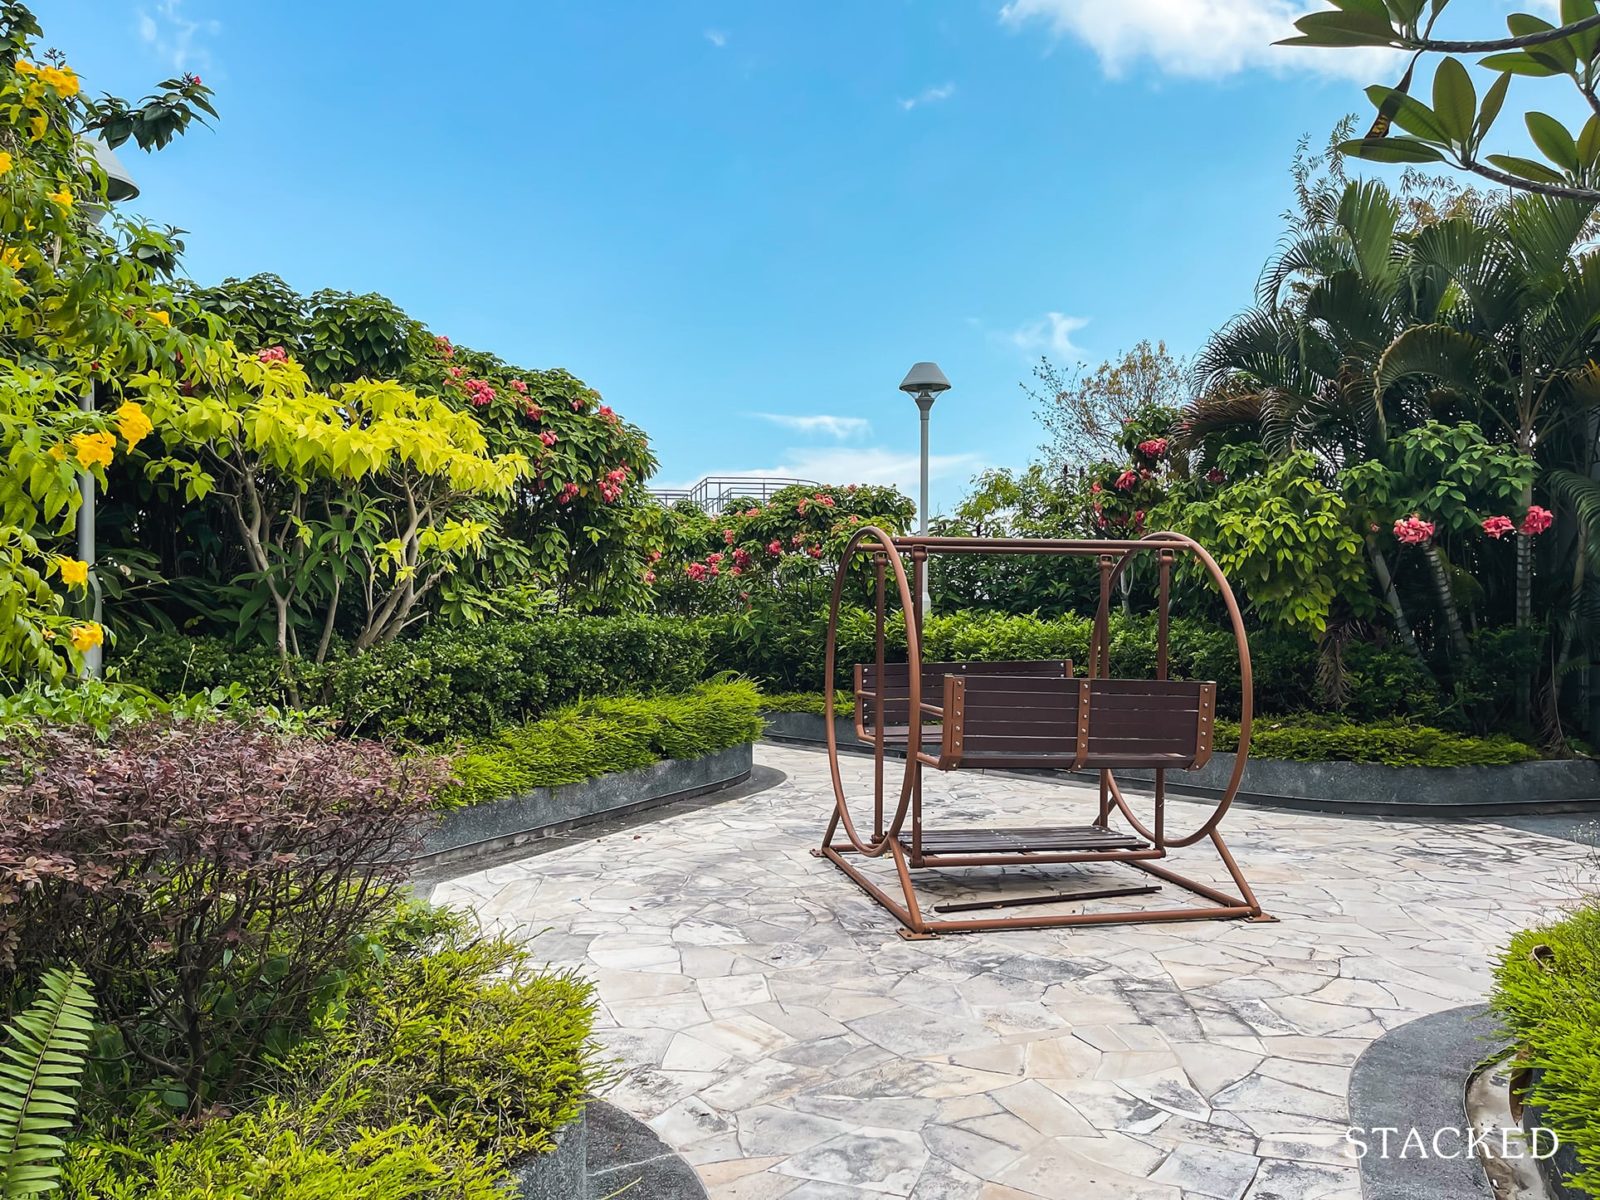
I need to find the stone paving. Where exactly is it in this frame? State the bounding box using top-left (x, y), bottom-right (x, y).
top-left (432, 744), bottom-right (1595, 1200)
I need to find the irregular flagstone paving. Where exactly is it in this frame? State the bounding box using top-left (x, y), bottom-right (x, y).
top-left (432, 743), bottom-right (1595, 1200)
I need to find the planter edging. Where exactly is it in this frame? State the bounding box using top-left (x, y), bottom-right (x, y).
top-left (415, 743), bottom-right (753, 869)
top-left (506, 1100), bottom-right (709, 1200)
top-left (760, 710), bottom-right (1600, 817)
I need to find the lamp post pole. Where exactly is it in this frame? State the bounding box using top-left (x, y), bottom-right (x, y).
top-left (898, 362), bottom-right (950, 616)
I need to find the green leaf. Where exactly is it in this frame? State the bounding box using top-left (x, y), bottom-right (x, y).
top-left (1431, 57), bottom-right (1476, 144)
top-left (1474, 71), bottom-right (1512, 148)
top-left (1365, 84), bottom-right (1452, 141)
top-left (1339, 137), bottom-right (1447, 163)
top-left (1580, 114), bottom-right (1600, 168)
top-left (1487, 152), bottom-right (1571, 183)
top-left (1282, 9), bottom-right (1398, 47)
top-left (1527, 111), bottom-right (1581, 170)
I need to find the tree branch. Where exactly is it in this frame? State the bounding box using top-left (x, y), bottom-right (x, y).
top-left (1461, 158), bottom-right (1600, 202)
top-left (1401, 15), bottom-right (1600, 53)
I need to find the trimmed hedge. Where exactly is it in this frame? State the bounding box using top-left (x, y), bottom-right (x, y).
top-left (1215, 716), bottom-right (1539, 767)
top-left (442, 679), bottom-right (764, 809)
top-left (1492, 904), bottom-right (1600, 1198)
top-left (116, 616), bottom-right (711, 743)
top-left (761, 691), bottom-right (853, 718)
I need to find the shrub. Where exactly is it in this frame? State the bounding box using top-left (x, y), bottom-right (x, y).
top-left (760, 692), bottom-right (854, 717)
top-left (1491, 903), bottom-right (1600, 1198)
top-left (0, 680), bottom-right (327, 739)
top-left (443, 680), bottom-right (764, 808)
top-left (0, 721), bottom-right (448, 1119)
top-left (1214, 715), bottom-right (1539, 766)
top-left (115, 616), bottom-right (711, 743)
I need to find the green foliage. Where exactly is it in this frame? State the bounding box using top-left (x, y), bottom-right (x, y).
top-left (0, 967), bottom-right (94, 1198)
top-left (1214, 714), bottom-right (1539, 765)
top-left (759, 692), bottom-right (854, 717)
top-left (443, 680), bottom-right (764, 809)
top-left (116, 616), bottom-right (711, 743)
top-left (0, 681), bottom-right (323, 739)
top-left (1491, 901), bottom-right (1600, 1198)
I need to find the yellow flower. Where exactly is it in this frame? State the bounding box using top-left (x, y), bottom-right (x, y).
top-left (0, 247), bottom-right (22, 272)
top-left (145, 309), bottom-right (170, 327)
top-left (14, 60), bottom-right (37, 76)
top-left (115, 401), bottom-right (154, 450)
top-left (46, 188), bottom-right (72, 210)
top-left (27, 114), bottom-right (45, 142)
top-left (0, 151), bottom-right (12, 176)
top-left (56, 557), bottom-right (88, 588)
top-left (38, 65), bottom-right (78, 97)
top-left (69, 623), bottom-right (103, 652)
top-left (71, 430), bottom-right (115, 470)
top-left (47, 443), bottom-right (66, 461)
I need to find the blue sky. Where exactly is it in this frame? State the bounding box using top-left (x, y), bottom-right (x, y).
top-left (53, 1), bottom-right (1458, 513)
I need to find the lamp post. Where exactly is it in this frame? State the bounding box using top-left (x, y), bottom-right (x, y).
top-left (77, 140), bottom-right (140, 679)
top-left (898, 361), bottom-right (950, 613)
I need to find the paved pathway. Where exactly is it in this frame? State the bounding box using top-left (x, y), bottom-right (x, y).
top-left (433, 743), bottom-right (1593, 1200)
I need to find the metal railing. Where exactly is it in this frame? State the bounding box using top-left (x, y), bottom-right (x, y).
top-left (649, 475), bottom-right (821, 516)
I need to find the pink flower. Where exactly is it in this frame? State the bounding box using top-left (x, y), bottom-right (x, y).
top-left (257, 346), bottom-right (288, 364)
top-left (643, 570), bottom-right (657, 584)
top-left (524, 404), bottom-right (543, 420)
top-left (847, 514), bottom-right (859, 524)
top-left (1521, 505), bottom-right (1554, 536)
top-left (807, 546), bottom-right (823, 559)
top-left (1393, 515), bottom-right (1436, 546)
top-left (744, 508), bottom-right (760, 517)
top-left (1137, 437), bottom-right (1168, 458)
top-left (1482, 515), bottom-right (1516, 539)
top-left (730, 566), bottom-right (743, 577)
top-left (796, 500), bottom-right (809, 513)
top-left (1089, 481), bottom-right (1102, 494)
top-left (446, 365), bottom-right (465, 380)
top-left (648, 549), bottom-right (663, 563)
top-left (540, 431), bottom-right (559, 447)
top-left (817, 495), bottom-right (835, 507)
top-left (724, 529), bottom-right (736, 544)
top-left (463, 379), bottom-right (496, 407)
top-left (767, 540), bottom-right (783, 555)
top-left (708, 562), bottom-right (720, 577)
top-left (510, 379), bottom-right (528, 394)
top-left (1114, 470), bottom-right (1137, 491)
top-left (686, 562), bottom-right (708, 581)
top-left (434, 335), bottom-right (454, 359)
top-left (571, 397), bottom-right (588, 412)
top-left (732, 548), bottom-right (752, 568)
top-left (846, 483), bottom-right (858, 492)
top-left (599, 405), bottom-right (619, 424)
top-left (791, 533), bottom-right (804, 546)
top-left (558, 482), bottom-right (581, 504)
top-left (707, 551), bottom-right (723, 565)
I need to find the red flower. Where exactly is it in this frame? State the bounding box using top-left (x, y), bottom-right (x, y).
top-left (732, 548), bottom-right (752, 568)
top-left (1482, 515), bottom-right (1515, 539)
top-left (1136, 437), bottom-right (1169, 458)
top-left (446, 365), bottom-right (464, 379)
top-left (258, 346), bottom-right (288, 364)
top-left (730, 566), bottom-right (743, 577)
top-left (1521, 505), bottom-right (1554, 536)
top-left (767, 540), bottom-right (783, 555)
top-left (463, 379), bottom-right (496, 407)
top-left (643, 569), bottom-right (657, 584)
top-left (848, 514), bottom-right (859, 524)
top-left (434, 335), bottom-right (454, 359)
top-left (745, 508), bottom-right (760, 517)
top-left (524, 404), bottom-right (543, 420)
top-left (807, 546), bottom-right (823, 559)
top-left (1114, 470), bottom-right (1137, 491)
top-left (796, 500), bottom-right (809, 513)
top-left (1205, 468), bottom-right (1225, 484)
top-left (511, 379), bottom-right (528, 394)
top-left (724, 529), bottom-right (736, 544)
top-left (599, 405), bottom-right (619, 425)
top-left (707, 551), bottom-right (723, 565)
top-left (686, 562), bottom-right (708, 581)
top-left (1393, 515), bottom-right (1436, 546)
top-left (1089, 480), bottom-right (1102, 494)
top-left (558, 482), bottom-right (581, 504)
top-left (649, 550), bottom-right (663, 563)
top-left (540, 431), bottom-right (559, 447)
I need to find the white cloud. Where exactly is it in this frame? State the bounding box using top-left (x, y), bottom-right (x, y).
top-left (755, 413), bottom-right (872, 440)
top-left (138, 0), bottom-right (220, 72)
top-left (1008, 312), bottom-right (1090, 356)
top-left (998, 0), bottom-right (1401, 82)
top-left (704, 28), bottom-right (728, 47)
top-left (900, 82), bottom-right (956, 111)
top-left (671, 446), bottom-right (984, 499)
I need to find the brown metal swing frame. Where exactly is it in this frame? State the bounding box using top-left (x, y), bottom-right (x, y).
top-left (813, 528), bottom-right (1271, 938)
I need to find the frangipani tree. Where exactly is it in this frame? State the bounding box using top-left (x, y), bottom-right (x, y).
top-left (134, 352), bottom-right (527, 662)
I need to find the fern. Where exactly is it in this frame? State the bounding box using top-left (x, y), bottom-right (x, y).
top-left (0, 968), bottom-right (95, 1197)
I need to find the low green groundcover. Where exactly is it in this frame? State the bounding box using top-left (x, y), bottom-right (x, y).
top-left (442, 678), bottom-right (765, 808)
top-left (755, 695), bottom-right (1541, 767)
top-left (1492, 904), bottom-right (1600, 1198)
top-left (63, 905), bottom-right (600, 1200)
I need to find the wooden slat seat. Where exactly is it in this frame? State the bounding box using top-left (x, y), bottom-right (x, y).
top-left (901, 825), bottom-right (1147, 854)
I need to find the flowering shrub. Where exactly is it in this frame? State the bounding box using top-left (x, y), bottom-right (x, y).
top-left (0, 720), bottom-right (447, 1117)
top-left (1392, 514), bottom-right (1436, 545)
top-left (1482, 515), bottom-right (1516, 539)
top-left (1522, 505), bottom-right (1554, 536)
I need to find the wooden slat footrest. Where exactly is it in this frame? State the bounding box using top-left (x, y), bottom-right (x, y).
top-left (901, 825), bottom-right (1148, 854)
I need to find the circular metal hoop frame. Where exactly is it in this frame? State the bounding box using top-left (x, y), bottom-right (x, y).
top-left (821, 527), bottom-right (1254, 852)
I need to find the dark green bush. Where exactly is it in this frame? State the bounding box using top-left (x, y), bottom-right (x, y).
top-left (1491, 903), bottom-right (1600, 1198)
top-left (443, 679), bottom-right (764, 808)
top-left (1215, 715), bottom-right (1539, 766)
top-left (116, 616), bottom-right (711, 743)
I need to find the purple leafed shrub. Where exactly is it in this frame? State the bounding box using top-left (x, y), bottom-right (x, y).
top-left (0, 720), bottom-right (449, 1117)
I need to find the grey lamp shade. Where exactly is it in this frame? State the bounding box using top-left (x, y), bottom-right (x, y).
top-left (899, 361), bottom-right (950, 395)
top-left (90, 138), bottom-right (139, 203)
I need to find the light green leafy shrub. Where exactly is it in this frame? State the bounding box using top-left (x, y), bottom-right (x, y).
top-left (442, 679), bottom-right (764, 808)
top-left (1491, 903), bottom-right (1600, 1198)
top-left (1, 967), bottom-right (96, 1199)
top-left (1215, 715), bottom-right (1539, 766)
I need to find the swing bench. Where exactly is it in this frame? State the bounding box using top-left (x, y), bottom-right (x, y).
top-left (816, 530), bottom-right (1268, 937)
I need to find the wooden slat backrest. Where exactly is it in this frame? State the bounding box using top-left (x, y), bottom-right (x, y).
top-left (858, 660), bottom-right (1073, 741)
top-left (1081, 679), bottom-right (1216, 768)
top-left (943, 674), bottom-right (1089, 767)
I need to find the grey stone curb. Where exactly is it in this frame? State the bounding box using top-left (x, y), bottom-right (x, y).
top-left (414, 743), bottom-right (753, 870)
top-left (761, 711), bottom-right (1600, 817)
top-left (1348, 1004), bottom-right (1498, 1200)
top-left (509, 1101), bottom-right (708, 1199)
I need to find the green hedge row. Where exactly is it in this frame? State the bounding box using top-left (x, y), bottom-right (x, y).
top-left (1214, 716), bottom-right (1539, 767)
top-left (442, 680), bottom-right (765, 809)
top-left (705, 606), bottom-right (1444, 722)
top-left (1492, 905), bottom-right (1600, 1198)
top-left (115, 616), bottom-right (710, 743)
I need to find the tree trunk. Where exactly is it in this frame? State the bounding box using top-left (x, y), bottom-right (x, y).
top-left (1423, 544), bottom-right (1470, 658)
top-left (1364, 535), bottom-right (1427, 666)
